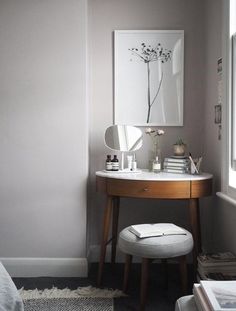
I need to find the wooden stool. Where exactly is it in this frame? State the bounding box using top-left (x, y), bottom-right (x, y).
top-left (118, 225), bottom-right (194, 311)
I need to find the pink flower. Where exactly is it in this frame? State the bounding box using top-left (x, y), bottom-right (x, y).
top-left (145, 127), bottom-right (155, 134)
top-left (145, 127), bottom-right (165, 147)
top-left (156, 129), bottom-right (165, 136)
top-left (145, 128), bottom-right (165, 136)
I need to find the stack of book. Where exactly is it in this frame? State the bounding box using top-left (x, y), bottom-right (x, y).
top-left (163, 156), bottom-right (190, 174)
top-left (197, 252), bottom-right (236, 280)
top-left (193, 280), bottom-right (236, 311)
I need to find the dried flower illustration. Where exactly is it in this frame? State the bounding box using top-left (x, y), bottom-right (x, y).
top-left (129, 43), bottom-right (171, 123)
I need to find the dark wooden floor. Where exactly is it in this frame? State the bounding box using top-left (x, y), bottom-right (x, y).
top-left (13, 263), bottom-right (194, 311)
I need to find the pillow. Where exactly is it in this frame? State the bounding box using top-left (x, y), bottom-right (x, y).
top-left (0, 262), bottom-right (24, 311)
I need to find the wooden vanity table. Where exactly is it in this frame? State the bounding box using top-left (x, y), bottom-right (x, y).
top-left (96, 170), bottom-right (213, 286)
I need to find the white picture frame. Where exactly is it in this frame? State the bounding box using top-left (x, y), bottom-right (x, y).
top-left (114, 30), bottom-right (184, 126)
top-left (200, 280), bottom-right (236, 311)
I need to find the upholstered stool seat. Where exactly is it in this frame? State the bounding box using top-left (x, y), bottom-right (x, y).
top-left (119, 226), bottom-right (193, 259)
top-left (118, 224), bottom-right (194, 311)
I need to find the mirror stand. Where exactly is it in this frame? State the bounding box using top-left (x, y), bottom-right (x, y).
top-left (104, 125), bottom-right (143, 173)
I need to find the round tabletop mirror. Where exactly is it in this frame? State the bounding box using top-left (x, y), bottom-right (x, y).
top-left (105, 125), bottom-right (143, 152)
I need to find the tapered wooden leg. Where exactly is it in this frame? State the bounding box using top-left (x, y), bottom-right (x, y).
top-left (123, 254), bottom-right (132, 293)
top-left (111, 197), bottom-right (120, 265)
top-left (140, 258), bottom-right (150, 311)
top-left (179, 255), bottom-right (188, 295)
top-left (161, 258), bottom-right (168, 289)
top-left (189, 198), bottom-right (201, 273)
top-left (97, 196), bottom-right (113, 286)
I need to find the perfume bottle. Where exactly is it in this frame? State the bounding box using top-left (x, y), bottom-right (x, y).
top-left (111, 155), bottom-right (119, 171)
top-left (105, 155), bottom-right (112, 171)
top-left (152, 156), bottom-right (161, 173)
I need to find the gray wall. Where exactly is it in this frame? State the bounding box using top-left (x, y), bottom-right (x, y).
top-left (0, 0), bottom-right (88, 274)
top-left (199, 0), bottom-right (222, 252)
top-left (204, 0), bottom-right (236, 254)
top-left (1, 0), bottom-right (235, 275)
top-left (87, 0), bottom-right (208, 259)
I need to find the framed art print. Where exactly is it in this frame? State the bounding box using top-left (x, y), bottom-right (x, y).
top-left (114, 30), bottom-right (184, 126)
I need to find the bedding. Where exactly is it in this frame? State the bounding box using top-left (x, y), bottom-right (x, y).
top-left (0, 262), bottom-right (24, 311)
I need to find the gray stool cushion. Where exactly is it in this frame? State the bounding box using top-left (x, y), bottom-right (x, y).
top-left (118, 225), bottom-right (193, 259)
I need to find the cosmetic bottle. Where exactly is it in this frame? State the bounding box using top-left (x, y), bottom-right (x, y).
top-left (111, 155), bottom-right (119, 171)
top-left (153, 156), bottom-right (161, 173)
top-left (131, 154), bottom-right (137, 171)
top-left (127, 155), bottom-right (132, 170)
top-left (105, 155), bottom-right (112, 171)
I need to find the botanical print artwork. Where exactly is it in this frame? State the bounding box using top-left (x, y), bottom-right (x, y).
top-left (212, 287), bottom-right (236, 309)
top-left (114, 30), bottom-right (184, 126)
top-left (129, 43), bottom-right (171, 123)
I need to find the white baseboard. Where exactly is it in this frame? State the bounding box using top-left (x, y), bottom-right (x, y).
top-left (0, 257), bottom-right (88, 278)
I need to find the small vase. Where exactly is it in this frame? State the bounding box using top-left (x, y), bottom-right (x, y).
top-left (173, 144), bottom-right (185, 156)
top-left (149, 143), bottom-right (162, 171)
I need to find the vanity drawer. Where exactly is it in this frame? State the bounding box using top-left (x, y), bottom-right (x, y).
top-left (107, 179), bottom-right (191, 199)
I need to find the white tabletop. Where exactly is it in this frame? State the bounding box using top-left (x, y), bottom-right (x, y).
top-left (96, 169), bottom-right (213, 181)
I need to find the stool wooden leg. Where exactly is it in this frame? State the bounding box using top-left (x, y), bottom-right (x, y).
top-left (123, 254), bottom-right (132, 293)
top-left (140, 258), bottom-right (150, 311)
top-left (161, 258), bottom-right (168, 289)
top-left (179, 255), bottom-right (188, 295)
